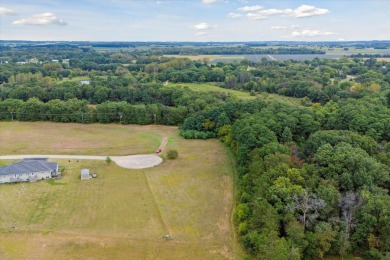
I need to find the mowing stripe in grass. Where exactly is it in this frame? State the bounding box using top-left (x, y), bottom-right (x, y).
top-left (140, 171), bottom-right (169, 235)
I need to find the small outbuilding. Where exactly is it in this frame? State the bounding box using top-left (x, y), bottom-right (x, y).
top-left (81, 169), bottom-right (91, 180)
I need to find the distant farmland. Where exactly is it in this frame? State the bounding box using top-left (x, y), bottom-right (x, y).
top-left (209, 54), bottom-right (344, 63)
top-left (168, 47), bottom-right (390, 64)
top-left (244, 54), bottom-right (344, 61)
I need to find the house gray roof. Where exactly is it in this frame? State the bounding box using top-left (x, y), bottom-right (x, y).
top-left (0, 160), bottom-right (58, 176)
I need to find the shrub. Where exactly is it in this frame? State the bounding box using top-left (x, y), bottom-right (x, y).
top-left (167, 149), bottom-right (178, 159)
top-left (106, 156), bottom-right (112, 164)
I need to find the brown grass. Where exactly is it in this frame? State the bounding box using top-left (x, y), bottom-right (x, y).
top-left (0, 122), bottom-right (177, 156)
top-left (375, 57), bottom-right (390, 62)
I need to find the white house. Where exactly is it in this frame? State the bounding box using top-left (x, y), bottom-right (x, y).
top-left (0, 159), bottom-right (59, 184)
top-left (80, 80), bottom-right (91, 85)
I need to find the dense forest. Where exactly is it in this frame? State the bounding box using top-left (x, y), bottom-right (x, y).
top-left (0, 44), bottom-right (389, 259)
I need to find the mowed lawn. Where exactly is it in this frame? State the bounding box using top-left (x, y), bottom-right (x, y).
top-left (0, 122), bottom-right (176, 156)
top-left (0, 123), bottom-right (240, 259)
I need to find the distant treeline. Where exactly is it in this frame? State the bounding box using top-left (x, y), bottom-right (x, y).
top-left (351, 54), bottom-right (390, 58)
top-left (135, 47), bottom-right (325, 55)
top-left (1, 40), bottom-right (390, 49)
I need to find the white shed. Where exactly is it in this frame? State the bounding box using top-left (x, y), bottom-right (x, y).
top-left (81, 169), bottom-right (91, 180)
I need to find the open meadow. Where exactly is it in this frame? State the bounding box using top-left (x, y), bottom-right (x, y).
top-left (164, 82), bottom-right (302, 106)
top-left (0, 123), bottom-right (241, 259)
top-left (0, 122), bottom-right (174, 156)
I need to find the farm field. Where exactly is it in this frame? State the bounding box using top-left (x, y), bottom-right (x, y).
top-left (0, 123), bottom-right (240, 259)
top-left (165, 48), bottom-right (390, 63)
top-left (244, 54), bottom-right (344, 62)
top-left (163, 54), bottom-right (245, 64)
top-left (373, 57), bottom-right (390, 62)
top-left (324, 47), bottom-right (390, 55)
top-left (0, 122), bottom-right (176, 156)
top-left (163, 54), bottom-right (223, 61)
top-left (165, 82), bottom-right (302, 106)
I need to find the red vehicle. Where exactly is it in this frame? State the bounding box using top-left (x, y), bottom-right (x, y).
top-left (155, 149), bottom-right (162, 154)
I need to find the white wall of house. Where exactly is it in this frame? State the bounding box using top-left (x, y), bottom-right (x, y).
top-left (0, 171), bottom-right (52, 183)
top-left (36, 171), bottom-right (52, 180)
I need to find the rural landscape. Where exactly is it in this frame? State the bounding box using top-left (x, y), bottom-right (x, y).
top-left (1, 0), bottom-right (390, 259)
top-left (0, 122), bottom-right (238, 259)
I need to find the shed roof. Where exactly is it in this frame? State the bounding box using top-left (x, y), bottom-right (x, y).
top-left (0, 160), bottom-right (57, 176)
top-left (81, 169), bottom-right (90, 175)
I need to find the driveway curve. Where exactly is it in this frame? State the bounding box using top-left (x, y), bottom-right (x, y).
top-left (0, 154), bottom-right (163, 169)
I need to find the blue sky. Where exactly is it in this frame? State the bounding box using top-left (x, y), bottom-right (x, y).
top-left (0, 0), bottom-right (389, 41)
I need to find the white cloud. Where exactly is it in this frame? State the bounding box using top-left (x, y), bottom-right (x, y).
top-left (231, 4), bottom-right (329, 20)
top-left (291, 29), bottom-right (336, 37)
top-left (260, 8), bottom-right (289, 16)
top-left (196, 31), bottom-right (208, 37)
top-left (0, 6), bottom-right (16, 15)
top-left (291, 25), bottom-right (302, 29)
top-left (247, 13), bottom-right (267, 20)
top-left (202, 0), bottom-right (223, 4)
top-left (13, 12), bottom-right (67, 26)
top-left (228, 12), bottom-right (242, 18)
top-left (191, 22), bottom-right (211, 30)
top-left (271, 25), bottom-right (289, 30)
top-left (271, 25), bottom-right (302, 30)
top-left (288, 5), bottom-right (329, 18)
top-left (238, 5), bottom-right (262, 12)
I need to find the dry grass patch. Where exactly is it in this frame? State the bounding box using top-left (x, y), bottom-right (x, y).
top-left (0, 122), bottom-right (177, 156)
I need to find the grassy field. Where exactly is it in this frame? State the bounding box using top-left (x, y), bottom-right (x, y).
top-left (373, 57), bottom-right (390, 62)
top-left (163, 54), bottom-right (223, 61)
top-left (0, 122), bottom-right (176, 156)
top-left (165, 82), bottom-right (302, 106)
top-left (0, 123), bottom-right (241, 259)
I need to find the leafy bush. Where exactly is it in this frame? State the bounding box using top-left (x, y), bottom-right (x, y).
top-left (106, 156), bottom-right (112, 164)
top-left (167, 149), bottom-right (178, 159)
top-left (180, 129), bottom-right (216, 139)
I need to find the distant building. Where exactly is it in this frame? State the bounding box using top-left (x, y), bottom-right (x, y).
top-left (51, 59), bottom-right (59, 63)
top-left (16, 62), bottom-right (27, 65)
top-left (62, 59), bottom-right (69, 64)
top-left (0, 160), bottom-right (59, 184)
top-left (28, 58), bottom-right (39, 64)
top-left (0, 60), bottom-right (9, 65)
top-left (80, 80), bottom-right (91, 85)
top-left (81, 169), bottom-right (91, 180)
